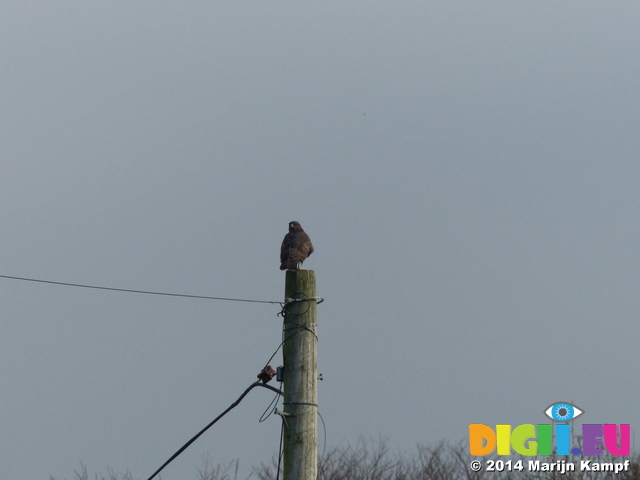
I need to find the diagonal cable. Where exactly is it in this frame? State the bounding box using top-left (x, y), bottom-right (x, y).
top-left (0, 274), bottom-right (282, 304)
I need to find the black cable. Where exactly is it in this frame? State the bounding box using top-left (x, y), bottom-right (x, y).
top-left (147, 381), bottom-right (283, 480)
top-left (0, 274), bottom-right (282, 305)
top-left (318, 410), bottom-right (327, 461)
top-left (258, 383), bottom-right (282, 423)
top-left (284, 321), bottom-right (319, 340)
top-left (276, 418), bottom-right (285, 480)
top-left (263, 321), bottom-right (318, 372)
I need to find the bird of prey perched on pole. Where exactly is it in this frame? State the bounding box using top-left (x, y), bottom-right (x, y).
top-left (280, 221), bottom-right (314, 270)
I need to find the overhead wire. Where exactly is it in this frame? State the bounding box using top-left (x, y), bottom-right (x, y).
top-left (0, 274), bottom-right (282, 305)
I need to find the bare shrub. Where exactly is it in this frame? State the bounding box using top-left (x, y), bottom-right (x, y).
top-left (49, 462), bottom-right (134, 480)
top-left (254, 437), bottom-right (640, 480)
top-left (52, 437), bottom-right (640, 480)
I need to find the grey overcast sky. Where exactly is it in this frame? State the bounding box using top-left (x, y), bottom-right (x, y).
top-left (2, 2), bottom-right (640, 479)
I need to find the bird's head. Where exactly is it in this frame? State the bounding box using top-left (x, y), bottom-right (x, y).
top-left (289, 221), bottom-right (302, 232)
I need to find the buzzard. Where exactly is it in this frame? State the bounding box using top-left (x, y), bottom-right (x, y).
top-left (280, 221), bottom-right (314, 270)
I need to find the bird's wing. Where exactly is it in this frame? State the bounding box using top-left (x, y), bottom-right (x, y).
top-left (280, 234), bottom-right (292, 263)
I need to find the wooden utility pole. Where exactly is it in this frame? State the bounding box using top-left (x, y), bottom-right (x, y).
top-left (282, 269), bottom-right (318, 480)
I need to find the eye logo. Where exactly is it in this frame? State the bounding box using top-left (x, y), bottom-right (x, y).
top-left (544, 402), bottom-right (584, 422)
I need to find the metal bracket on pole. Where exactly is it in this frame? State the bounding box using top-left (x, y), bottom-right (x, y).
top-left (284, 296), bottom-right (324, 305)
top-left (275, 408), bottom-right (294, 417)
